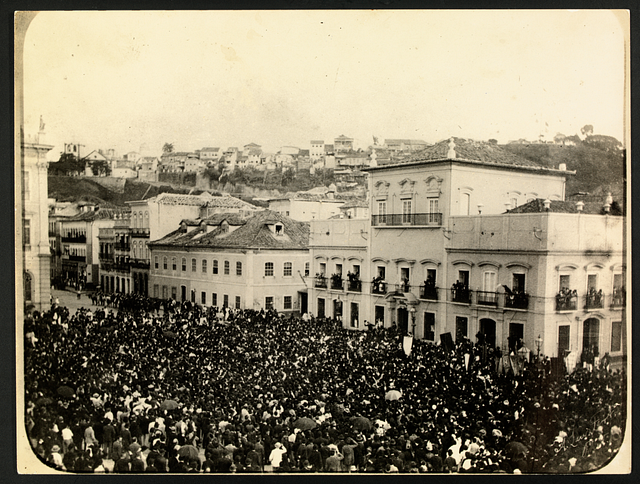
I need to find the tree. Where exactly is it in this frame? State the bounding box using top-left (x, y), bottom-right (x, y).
top-left (91, 159), bottom-right (111, 176)
top-left (48, 153), bottom-right (85, 176)
top-left (580, 125), bottom-right (594, 137)
top-left (488, 139), bottom-right (498, 145)
top-left (162, 143), bottom-right (174, 154)
top-left (583, 135), bottom-right (623, 154)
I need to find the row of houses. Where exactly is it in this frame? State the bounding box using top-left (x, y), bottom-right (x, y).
top-left (46, 137), bottom-right (626, 368)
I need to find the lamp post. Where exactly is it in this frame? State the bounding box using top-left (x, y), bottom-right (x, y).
top-left (535, 334), bottom-right (543, 360)
top-left (409, 307), bottom-right (416, 336)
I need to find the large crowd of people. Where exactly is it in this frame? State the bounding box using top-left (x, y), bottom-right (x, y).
top-left (24, 295), bottom-right (627, 474)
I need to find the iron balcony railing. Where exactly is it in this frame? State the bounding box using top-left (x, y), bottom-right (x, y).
top-left (556, 292), bottom-right (578, 311)
top-left (131, 228), bottom-right (150, 237)
top-left (61, 235), bottom-right (87, 243)
top-left (396, 282), bottom-right (411, 293)
top-left (584, 292), bottom-right (605, 310)
top-left (129, 258), bottom-right (151, 269)
top-left (420, 285), bottom-right (439, 301)
top-left (371, 281), bottom-right (387, 294)
top-left (450, 286), bottom-right (472, 304)
top-left (504, 293), bottom-right (529, 310)
top-left (315, 276), bottom-right (327, 289)
top-left (347, 279), bottom-right (362, 292)
top-left (330, 277), bottom-right (344, 290)
top-left (371, 212), bottom-right (443, 227)
top-left (67, 254), bottom-right (86, 262)
top-left (477, 291), bottom-right (498, 307)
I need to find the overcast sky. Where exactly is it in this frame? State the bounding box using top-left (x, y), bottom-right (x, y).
top-left (21, 10), bottom-right (627, 159)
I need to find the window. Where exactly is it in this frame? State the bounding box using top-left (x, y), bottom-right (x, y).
top-left (223, 295), bottom-right (229, 307)
top-left (210, 293), bottom-right (217, 306)
top-left (483, 271), bottom-right (497, 291)
top-left (305, 262), bottom-right (310, 276)
top-left (162, 286), bottom-right (168, 299)
top-left (265, 296), bottom-right (274, 310)
top-left (284, 262), bottom-right (293, 277)
top-left (350, 302), bottom-right (359, 328)
top-left (172, 258), bottom-right (177, 271)
top-left (402, 199), bottom-right (412, 223)
top-left (458, 270), bottom-right (470, 287)
top-left (611, 321), bottom-right (622, 352)
top-left (284, 295), bottom-right (292, 309)
top-left (428, 198), bottom-right (439, 223)
top-left (213, 260), bottom-right (218, 274)
top-left (587, 274), bottom-right (598, 292)
top-left (163, 257), bottom-right (168, 270)
top-left (378, 201), bottom-right (387, 223)
top-left (235, 296), bottom-right (241, 309)
top-left (192, 258), bottom-right (197, 272)
top-left (236, 261), bottom-right (242, 276)
top-left (335, 263), bottom-right (343, 276)
top-left (171, 286), bottom-right (177, 300)
top-left (181, 258), bottom-right (187, 271)
top-left (133, 212), bottom-right (137, 228)
top-left (558, 325), bottom-right (570, 356)
top-left (319, 262), bottom-right (326, 276)
top-left (201, 292), bottom-right (206, 305)
top-left (23, 219), bottom-right (31, 246)
top-left (265, 262), bottom-right (274, 277)
top-left (512, 273), bottom-right (525, 292)
top-left (153, 284), bottom-right (159, 298)
top-left (23, 171), bottom-right (30, 200)
top-left (317, 298), bottom-right (326, 318)
top-left (424, 312), bottom-right (436, 341)
top-left (510, 197), bottom-right (518, 210)
top-left (455, 316), bottom-right (468, 342)
top-left (559, 274), bottom-right (571, 291)
top-left (377, 266), bottom-right (386, 279)
top-left (460, 192), bottom-right (471, 216)
top-left (275, 224), bottom-right (283, 235)
top-left (190, 289), bottom-right (196, 303)
top-left (375, 305), bottom-right (385, 326)
top-left (224, 260), bottom-right (230, 275)
top-left (180, 285), bottom-right (186, 301)
top-left (202, 259), bottom-right (207, 273)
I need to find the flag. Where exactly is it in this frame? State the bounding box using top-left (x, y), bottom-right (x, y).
top-left (403, 336), bottom-right (413, 356)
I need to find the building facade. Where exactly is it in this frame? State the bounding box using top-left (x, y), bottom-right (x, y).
top-left (148, 211), bottom-right (310, 313)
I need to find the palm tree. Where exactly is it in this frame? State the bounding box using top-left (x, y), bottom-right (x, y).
top-left (162, 143), bottom-right (174, 153)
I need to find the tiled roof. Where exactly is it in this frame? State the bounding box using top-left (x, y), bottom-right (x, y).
top-left (152, 192), bottom-right (214, 206)
top-left (310, 140), bottom-right (324, 144)
top-left (506, 198), bottom-right (623, 215)
top-left (67, 207), bottom-right (130, 222)
top-left (149, 210), bottom-right (309, 250)
top-left (201, 147), bottom-right (220, 152)
top-left (202, 195), bottom-right (258, 210)
top-left (386, 139), bottom-right (429, 145)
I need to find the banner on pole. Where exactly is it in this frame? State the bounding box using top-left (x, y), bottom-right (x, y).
top-left (403, 336), bottom-right (413, 356)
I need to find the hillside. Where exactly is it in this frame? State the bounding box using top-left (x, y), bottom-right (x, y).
top-left (501, 143), bottom-right (625, 196)
top-left (48, 176), bottom-right (197, 206)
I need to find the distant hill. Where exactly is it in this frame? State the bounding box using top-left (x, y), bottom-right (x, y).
top-left (501, 142), bottom-right (625, 196)
top-left (48, 176), bottom-right (197, 206)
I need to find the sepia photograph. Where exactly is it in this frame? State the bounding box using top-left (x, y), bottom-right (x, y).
top-left (15, 9), bottom-right (630, 475)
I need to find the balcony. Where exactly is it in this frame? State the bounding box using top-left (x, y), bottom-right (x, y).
top-left (504, 293), bottom-right (529, 310)
top-left (131, 228), bottom-right (150, 237)
top-left (585, 291), bottom-right (604, 310)
top-left (611, 288), bottom-right (626, 308)
top-left (347, 278), bottom-right (362, 292)
top-left (450, 286), bottom-right (471, 304)
top-left (371, 280), bottom-right (387, 295)
top-left (61, 235), bottom-right (86, 243)
top-left (477, 291), bottom-right (498, 307)
top-left (314, 275), bottom-right (327, 289)
top-left (67, 254), bottom-right (86, 262)
top-left (130, 258), bottom-right (151, 269)
top-left (420, 285), bottom-right (439, 301)
top-left (556, 291), bottom-right (578, 311)
top-left (330, 276), bottom-right (344, 290)
top-left (114, 243), bottom-right (131, 251)
top-left (371, 212), bottom-right (443, 227)
top-left (392, 281), bottom-right (410, 293)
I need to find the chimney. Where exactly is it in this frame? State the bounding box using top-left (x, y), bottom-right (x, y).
top-left (576, 201), bottom-right (584, 212)
top-left (543, 199), bottom-right (551, 211)
top-left (559, 163), bottom-right (566, 171)
top-left (447, 138), bottom-right (456, 159)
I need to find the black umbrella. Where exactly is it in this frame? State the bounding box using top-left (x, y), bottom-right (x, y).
top-left (178, 444), bottom-right (199, 461)
top-left (293, 417), bottom-right (317, 431)
top-left (163, 330), bottom-right (178, 339)
top-left (57, 386), bottom-right (75, 398)
top-left (35, 396), bottom-right (54, 406)
top-left (351, 416), bottom-right (372, 431)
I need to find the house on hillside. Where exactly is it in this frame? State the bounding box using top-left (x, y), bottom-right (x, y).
top-left (310, 140), bottom-right (325, 159)
top-left (268, 187), bottom-right (345, 221)
top-left (148, 210), bottom-right (310, 314)
top-left (200, 147), bottom-right (221, 161)
top-left (334, 135), bottom-right (354, 152)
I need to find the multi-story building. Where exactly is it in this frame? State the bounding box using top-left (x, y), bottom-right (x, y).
top-left (310, 140), bottom-right (325, 159)
top-left (59, 205), bottom-right (129, 289)
top-left (148, 210), bottom-right (310, 313)
top-left (308, 137), bottom-right (626, 366)
top-left (48, 200), bottom-right (81, 284)
top-left (199, 147), bottom-right (221, 162)
top-left (334, 135), bottom-right (354, 152)
top-left (385, 139), bottom-right (430, 154)
top-left (268, 187), bottom-right (345, 221)
top-left (19, 130), bottom-right (53, 311)
top-left (446, 199), bottom-right (625, 365)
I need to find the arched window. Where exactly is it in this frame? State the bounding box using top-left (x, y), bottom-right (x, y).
top-left (133, 212), bottom-right (137, 228)
top-left (163, 257), bottom-right (168, 270)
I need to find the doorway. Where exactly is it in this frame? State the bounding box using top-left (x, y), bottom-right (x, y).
top-left (479, 318), bottom-right (496, 347)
